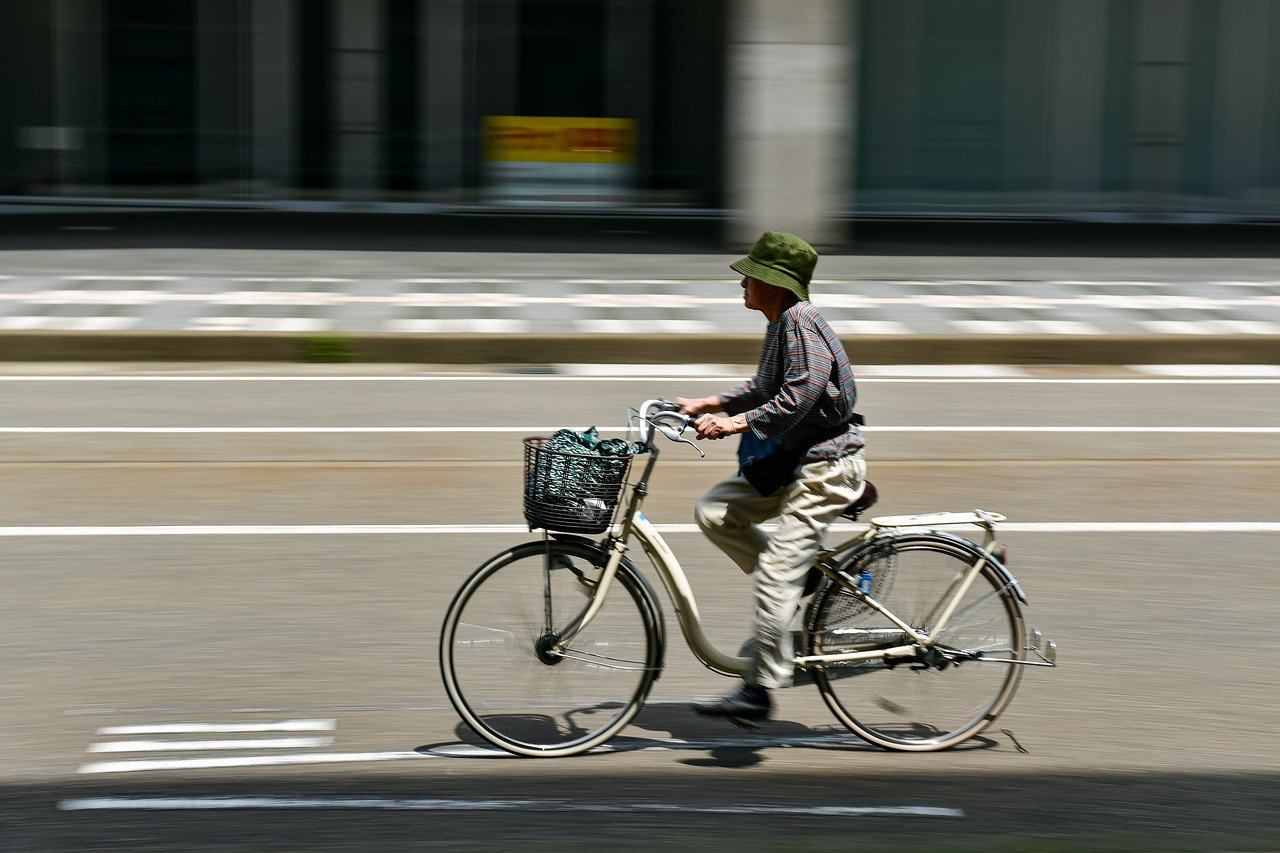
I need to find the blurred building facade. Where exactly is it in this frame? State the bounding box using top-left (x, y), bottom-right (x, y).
top-left (4, 0), bottom-right (1280, 243)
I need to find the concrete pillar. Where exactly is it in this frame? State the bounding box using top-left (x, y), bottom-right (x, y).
top-left (1130, 0), bottom-right (1190, 212)
top-left (421, 0), bottom-right (465, 196)
top-left (724, 0), bottom-right (853, 248)
top-left (1212, 0), bottom-right (1270, 210)
top-left (197, 0), bottom-right (248, 195)
top-left (251, 0), bottom-right (294, 196)
top-left (1049, 0), bottom-right (1107, 209)
top-left (52, 0), bottom-right (105, 193)
top-left (335, 0), bottom-right (383, 198)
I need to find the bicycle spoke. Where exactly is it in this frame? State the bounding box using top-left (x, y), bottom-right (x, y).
top-left (811, 535), bottom-right (1024, 752)
top-left (441, 542), bottom-right (661, 757)
top-left (554, 647), bottom-right (656, 671)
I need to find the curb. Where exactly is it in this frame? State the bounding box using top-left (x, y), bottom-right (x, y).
top-left (0, 331), bottom-right (1277, 365)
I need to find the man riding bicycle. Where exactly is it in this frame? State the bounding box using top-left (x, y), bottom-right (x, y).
top-left (677, 230), bottom-right (865, 724)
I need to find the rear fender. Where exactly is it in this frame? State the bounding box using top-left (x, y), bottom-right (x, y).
top-left (845, 530), bottom-right (1028, 605)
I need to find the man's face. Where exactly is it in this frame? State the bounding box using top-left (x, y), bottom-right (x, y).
top-left (740, 276), bottom-right (769, 313)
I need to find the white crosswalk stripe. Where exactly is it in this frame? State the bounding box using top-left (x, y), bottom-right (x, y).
top-left (949, 319), bottom-right (1105, 334)
top-left (185, 317), bottom-right (331, 332)
top-left (0, 276), bottom-right (1275, 336)
top-left (575, 319), bottom-right (715, 333)
top-left (828, 320), bottom-right (912, 335)
top-left (1138, 320), bottom-right (1280, 334)
top-left (387, 318), bottom-right (531, 333)
top-left (0, 316), bottom-right (137, 330)
top-left (79, 719), bottom-right (339, 774)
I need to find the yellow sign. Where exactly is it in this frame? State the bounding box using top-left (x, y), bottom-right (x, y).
top-left (483, 116), bottom-right (635, 164)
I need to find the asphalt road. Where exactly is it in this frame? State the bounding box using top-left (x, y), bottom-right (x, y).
top-left (3, 365), bottom-right (1279, 851)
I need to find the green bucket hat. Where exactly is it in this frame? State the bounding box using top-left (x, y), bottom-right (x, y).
top-left (730, 230), bottom-right (817, 302)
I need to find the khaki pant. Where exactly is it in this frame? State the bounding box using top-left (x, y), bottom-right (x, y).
top-left (694, 452), bottom-right (867, 689)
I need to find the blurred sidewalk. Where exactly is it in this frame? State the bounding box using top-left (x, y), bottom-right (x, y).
top-left (0, 212), bottom-right (1277, 363)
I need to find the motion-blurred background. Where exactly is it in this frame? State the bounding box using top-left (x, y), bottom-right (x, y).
top-left (5, 0), bottom-right (1280, 241)
top-left (4, 5), bottom-right (1280, 853)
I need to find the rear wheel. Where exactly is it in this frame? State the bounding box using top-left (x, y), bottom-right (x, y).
top-left (440, 539), bottom-right (664, 757)
top-left (807, 534), bottom-right (1025, 751)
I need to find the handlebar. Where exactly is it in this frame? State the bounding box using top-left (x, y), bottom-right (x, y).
top-left (635, 398), bottom-right (703, 457)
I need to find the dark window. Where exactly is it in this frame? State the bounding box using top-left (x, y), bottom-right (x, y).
top-left (384, 0), bottom-right (418, 191)
top-left (649, 0), bottom-right (726, 206)
top-left (296, 0), bottom-right (333, 190)
top-left (105, 0), bottom-right (196, 186)
top-left (518, 0), bottom-right (604, 116)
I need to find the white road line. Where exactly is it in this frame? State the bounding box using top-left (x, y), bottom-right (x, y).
top-left (89, 737), bottom-right (333, 753)
top-left (1132, 364), bottom-right (1280, 377)
top-left (868, 426), bottom-right (1280, 433)
top-left (0, 375), bottom-right (1277, 384)
top-left (0, 426), bottom-right (557, 433)
top-left (97, 720), bottom-right (335, 735)
top-left (857, 364), bottom-right (1027, 377)
top-left (74, 733), bottom-right (876, 775)
top-left (62, 275), bottom-right (182, 282)
top-left (77, 751), bottom-right (423, 774)
top-left (56, 796), bottom-right (964, 818)
top-left (0, 425), bottom-right (1275, 434)
top-left (5, 522), bottom-right (1280, 537)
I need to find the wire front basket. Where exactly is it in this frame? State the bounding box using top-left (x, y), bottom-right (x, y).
top-left (522, 436), bottom-right (634, 534)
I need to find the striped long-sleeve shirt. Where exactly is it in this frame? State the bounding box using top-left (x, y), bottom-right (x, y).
top-left (718, 302), bottom-right (863, 463)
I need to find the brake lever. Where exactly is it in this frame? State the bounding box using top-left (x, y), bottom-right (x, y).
top-left (671, 431), bottom-right (705, 458)
top-left (683, 437), bottom-right (706, 458)
top-left (654, 418), bottom-right (705, 458)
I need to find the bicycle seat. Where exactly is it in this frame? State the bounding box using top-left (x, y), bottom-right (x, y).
top-left (840, 480), bottom-right (879, 520)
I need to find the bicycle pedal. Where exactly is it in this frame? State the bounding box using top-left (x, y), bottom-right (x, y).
top-left (727, 715), bottom-right (763, 732)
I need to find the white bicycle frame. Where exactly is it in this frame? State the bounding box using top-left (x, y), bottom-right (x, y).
top-left (551, 400), bottom-right (1054, 674)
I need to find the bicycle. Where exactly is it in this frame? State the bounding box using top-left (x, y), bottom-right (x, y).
top-left (439, 398), bottom-right (1057, 757)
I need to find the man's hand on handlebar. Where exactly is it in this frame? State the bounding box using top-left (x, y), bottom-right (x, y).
top-left (693, 414), bottom-right (749, 441)
top-left (675, 396), bottom-right (722, 417)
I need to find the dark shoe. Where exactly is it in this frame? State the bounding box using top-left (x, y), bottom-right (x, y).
top-left (691, 685), bottom-right (772, 729)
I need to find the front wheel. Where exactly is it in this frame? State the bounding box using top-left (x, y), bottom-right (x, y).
top-left (807, 533), bottom-right (1025, 751)
top-left (440, 539), bottom-right (664, 757)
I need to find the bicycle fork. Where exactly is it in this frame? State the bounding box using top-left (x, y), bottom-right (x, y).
top-left (539, 535), bottom-right (629, 655)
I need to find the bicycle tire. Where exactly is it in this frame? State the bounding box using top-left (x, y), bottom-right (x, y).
top-left (807, 532), bottom-right (1025, 752)
top-left (440, 539), bottom-right (665, 757)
